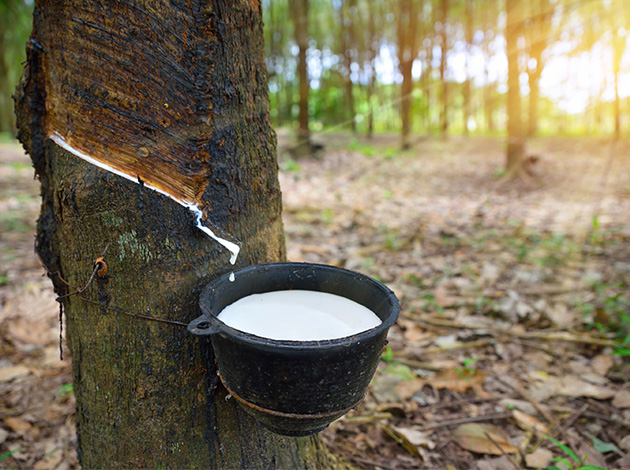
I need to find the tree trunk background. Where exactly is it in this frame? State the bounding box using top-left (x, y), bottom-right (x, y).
top-left (292, 0), bottom-right (310, 146)
top-left (439, 0), bottom-right (448, 137)
top-left (338, 0), bottom-right (357, 134)
top-left (397, 0), bottom-right (417, 149)
top-left (15, 1), bottom-right (339, 468)
top-left (505, 0), bottom-right (525, 176)
top-left (463, 0), bottom-right (473, 136)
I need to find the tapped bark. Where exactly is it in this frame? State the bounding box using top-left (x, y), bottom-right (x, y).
top-left (15, 1), bottom-right (344, 468)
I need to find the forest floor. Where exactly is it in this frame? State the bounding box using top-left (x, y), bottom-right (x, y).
top-left (1, 133), bottom-right (629, 470)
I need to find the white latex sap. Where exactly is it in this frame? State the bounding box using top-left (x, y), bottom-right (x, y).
top-left (217, 290), bottom-right (382, 341)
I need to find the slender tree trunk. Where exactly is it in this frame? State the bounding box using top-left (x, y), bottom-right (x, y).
top-left (338, 0), bottom-right (356, 133)
top-left (481, 3), bottom-right (496, 134)
top-left (397, 0), bottom-right (419, 149)
top-left (505, 0), bottom-right (525, 176)
top-left (528, 70), bottom-right (541, 137)
top-left (526, 0), bottom-right (551, 137)
top-left (463, 0), bottom-right (473, 135)
top-left (0, 21), bottom-right (9, 134)
top-left (484, 68), bottom-right (495, 132)
top-left (15, 2), bottom-right (341, 468)
top-left (292, 0), bottom-right (311, 150)
top-left (285, 62), bottom-right (294, 124)
top-left (268, 0), bottom-right (282, 127)
top-left (400, 58), bottom-right (413, 148)
top-left (366, 0), bottom-right (377, 138)
top-left (439, 0), bottom-right (448, 137)
top-left (426, 45), bottom-right (433, 131)
top-left (612, 35), bottom-right (622, 141)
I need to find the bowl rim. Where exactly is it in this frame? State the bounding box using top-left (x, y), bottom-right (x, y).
top-left (197, 261), bottom-right (400, 350)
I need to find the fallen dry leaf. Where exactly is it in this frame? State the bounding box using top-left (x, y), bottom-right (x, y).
top-left (525, 448), bottom-right (553, 468)
top-left (557, 376), bottom-right (616, 399)
top-left (0, 365), bottom-right (31, 382)
top-left (512, 409), bottom-right (549, 434)
top-left (391, 425), bottom-right (435, 450)
top-left (370, 373), bottom-right (405, 403)
top-left (33, 442), bottom-right (63, 470)
top-left (403, 325), bottom-right (431, 342)
top-left (4, 416), bottom-right (32, 432)
top-left (452, 423), bottom-right (518, 455)
top-left (393, 378), bottom-right (425, 401)
top-left (434, 285), bottom-right (455, 308)
top-left (428, 368), bottom-right (485, 393)
top-left (612, 389), bottom-right (630, 408)
top-left (476, 455), bottom-right (514, 470)
top-left (591, 354), bottom-right (614, 376)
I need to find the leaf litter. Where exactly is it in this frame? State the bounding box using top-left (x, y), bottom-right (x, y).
top-left (2, 135), bottom-right (630, 469)
top-left (279, 134), bottom-right (630, 469)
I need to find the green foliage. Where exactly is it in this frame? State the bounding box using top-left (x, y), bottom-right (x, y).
top-left (545, 435), bottom-right (607, 470)
top-left (0, 132), bottom-right (17, 143)
top-left (381, 345), bottom-right (394, 363)
top-left (379, 225), bottom-right (401, 251)
top-left (612, 335), bottom-right (630, 356)
top-left (58, 383), bottom-right (74, 395)
top-left (493, 167), bottom-right (506, 177)
top-left (420, 293), bottom-right (444, 314)
top-left (0, 446), bottom-right (23, 470)
top-left (0, 0), bottom-right (34, 134)
top-left (0, 210), bottom-right (32, 233)
top-left (580, 280), bottom-right (630, 348)
top-left (348, 138), bottom-right (377, 157)
top-left (320, 208), bottom-right (334, 226)
top-left (405, 273), bottom-right (427, 288)
top-left (455, 357), bottom-right (479, 376)
top-left (279, 157), bottom-right (300, 173)
top-left (381, 345), bottom-right (416, 379)
top-left (588, 434), bottom-right (621, 456)
top-left (384, 147), bottom-right (398, 160)
top-left (383, 362), bottom-right (415, 380)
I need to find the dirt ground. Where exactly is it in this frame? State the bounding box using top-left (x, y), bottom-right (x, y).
top-left (1, 134), bottom-right (629, 469)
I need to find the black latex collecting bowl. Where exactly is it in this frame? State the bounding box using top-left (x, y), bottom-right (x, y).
top-left (188, 262), bottom-right (400, 436)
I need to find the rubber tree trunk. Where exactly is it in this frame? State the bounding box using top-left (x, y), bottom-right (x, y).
top-left (505, 0), bottom-right (525, 176)
top-left (15, 1), bottom-right (339, 468)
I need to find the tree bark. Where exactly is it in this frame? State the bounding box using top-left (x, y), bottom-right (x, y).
top-left (505, 0), bottom-right (525, 176)
top-left (15, 1), bottom-right (341, 468)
